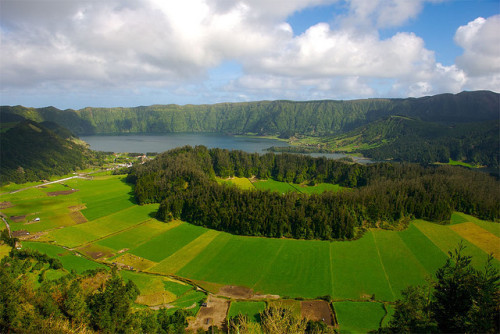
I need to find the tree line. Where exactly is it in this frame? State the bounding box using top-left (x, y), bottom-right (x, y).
top-left (127, 146), bottom-right (500, 240)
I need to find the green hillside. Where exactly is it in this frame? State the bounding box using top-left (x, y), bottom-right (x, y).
top-left (2, 91), bottom-right (497, 136)
top-left (307, 116), bottom-right (500, 166)
top-left (0, 119), bottom-right (96, 184)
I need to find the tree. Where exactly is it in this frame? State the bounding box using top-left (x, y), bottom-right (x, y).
top-left (63, 280), bottom-right (88, 322)
top-left (387, 244), bottom-right (500, 333)
top-left (88, 271), bottom-right (140, 333)
top-left (431, 244), bottom-right (478, 332)
top-left (259, 303), bottom-right (307, 334)
top-left (388, 284), bottom-right (436, 333)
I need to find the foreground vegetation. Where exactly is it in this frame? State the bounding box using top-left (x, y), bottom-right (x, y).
top-left (0, 250), bottom-right (190, 333)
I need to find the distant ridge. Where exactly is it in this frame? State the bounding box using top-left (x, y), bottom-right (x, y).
top-left (1, 91), bottom-right (498, 136)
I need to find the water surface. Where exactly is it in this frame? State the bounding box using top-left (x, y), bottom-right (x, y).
top-left (80, 133), bottom-right (372, 163)
top-left (80, 133), bottom-right (290, 154)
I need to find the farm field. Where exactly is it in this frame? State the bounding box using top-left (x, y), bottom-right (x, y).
top-left (1, 175), bottom-right (499, 332)
top-left (227, 301), bottom-right (266, 322)
top-left (333, 301), bottom-right (387, 333)
top-left (221, 176), bottom-right (344, 195)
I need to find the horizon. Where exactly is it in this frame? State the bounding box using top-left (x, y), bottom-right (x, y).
top-left (3, 89), bottom-right (498, 110)
top-left (1, 0), bottom-right (499, 109)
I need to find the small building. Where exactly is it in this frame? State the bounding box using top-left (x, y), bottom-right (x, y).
top-left (34, 217), bottom-right (40, 222)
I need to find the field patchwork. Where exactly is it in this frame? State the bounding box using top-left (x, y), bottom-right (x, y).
top-left (129, 222), bottom-right (207, 262)
top-left (149, 229), bottom-right (221, 274)
top-left (450, 222), bottom-right (500, 260)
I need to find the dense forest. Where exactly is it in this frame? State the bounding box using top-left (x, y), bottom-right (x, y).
top-left (127, 146), bottom-right (500, 240)
top-left (0, 119), bottom-right (104, 184)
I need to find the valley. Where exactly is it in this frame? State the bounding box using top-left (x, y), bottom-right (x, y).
top-left (1, 173), bottom-right (498, 332)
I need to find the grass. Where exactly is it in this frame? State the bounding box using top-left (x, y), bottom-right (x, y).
top-left (290, 183), bottom-right (342, 194)
top-left (0, 244), bottom-right (11, 259)
top-left (252, 179), bottom-right (296, 193)
top-left (112, 253), bottom-right (157, 271)
top-left (450, 222), bottom-right (500, 260)
top-left (413, 220), bottom-right (500, 269)
top-left (47, 204), bottom-right (158, 248)
top-left (129, 222), bottom-right (207, 262)
top-left (218, 177), bottom-right (255, 190)
top-left (119, 271), bottom-right (190, 306)
top-left (447, 159), bottom-right (476, 168)
top-left (221, 177), bottom-right (343, 195)
top-left (22, 241), bottom-right (107, 274)
top-left (452, 212), bottom-right (500, 237)
top-left (149, 229), bottom-right (221, 274)
top-left (228, 301), bottom-right (266, 322)
top-left (96, 219), bottom-right (182, 251)
top-left (330, 232), bottom-right (394, 301)
top-left (372, 230), bottom-right (431, 299)
top-left (169, 289), bottom-right (206, 315)
top-left (333, 301), bottom-right (387, 333)
top-left (64, 175), bottom-right (135, 221)
top-left (397, 224), bottom-right (448, 277)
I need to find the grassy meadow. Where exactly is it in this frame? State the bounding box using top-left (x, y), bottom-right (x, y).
top-left (1, 174), bottom-right (499, 332)
top-left (227, 301), bottom-right (266, 322)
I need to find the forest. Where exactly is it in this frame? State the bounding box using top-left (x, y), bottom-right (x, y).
top-left (127, 146), bottom-right (500, 240)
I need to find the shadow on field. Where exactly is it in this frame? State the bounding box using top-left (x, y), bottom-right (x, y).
top-left (119, 177), bottom-right (138, 205)
top-left (119, 176), bottom-right (160, 219)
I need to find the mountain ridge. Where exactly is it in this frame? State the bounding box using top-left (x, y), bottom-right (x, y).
top-left (1, 90), bottom-right (498, 136)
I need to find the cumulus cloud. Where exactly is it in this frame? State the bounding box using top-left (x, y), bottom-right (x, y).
top-left (341, 0), bottom-right (447, 29)
top-left (455, 15), bottom-right (500, 77)
top-left (0, 0), bottom-right (497, 107)
top-left (0, 0), bottom-right (289, 89)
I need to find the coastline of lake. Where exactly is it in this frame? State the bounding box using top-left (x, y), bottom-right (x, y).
top-left (80, 133), bottom-right (372, 163)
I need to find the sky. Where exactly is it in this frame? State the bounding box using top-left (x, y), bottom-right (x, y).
top-left (0, 0), bottom-right (499, 109)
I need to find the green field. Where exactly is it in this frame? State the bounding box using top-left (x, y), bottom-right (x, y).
top-left (333, 301), bottom-right (387, 333)
top-left (252, 179), bottom-right (297, 193)
top-left (228, 301), bottom-right (267, 322)
top-left (47, 204), bottom-right (159, 248)
top-left (222, 177), bottom-right (343, 195)
top-left (289, 182), bottom-right (342, 194)
top-left (22, 241), bottom-right (107, 274)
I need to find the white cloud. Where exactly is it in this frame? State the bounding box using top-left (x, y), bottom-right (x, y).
top-left (455, 15), bottom-right (500, 77)
top-left (254, 24), bottom-right (437, 78)
top-left (0, 0), bottom-right (497, 108)
top-left (341, 0), bottom-right (447, 29)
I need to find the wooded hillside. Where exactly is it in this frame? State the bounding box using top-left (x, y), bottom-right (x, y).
top-left (2, 91), bottom-right (497, 136)
top-left (128, 146), bottom-right (500, 241)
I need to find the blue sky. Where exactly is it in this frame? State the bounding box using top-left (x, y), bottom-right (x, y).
top-left (0, 0), bottom-right (499, 109)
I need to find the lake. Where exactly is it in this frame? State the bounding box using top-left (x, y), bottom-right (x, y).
top-left (80, 133), bottom-right (289, 154)
top-left (80, 133), bottom-right (370, 162)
